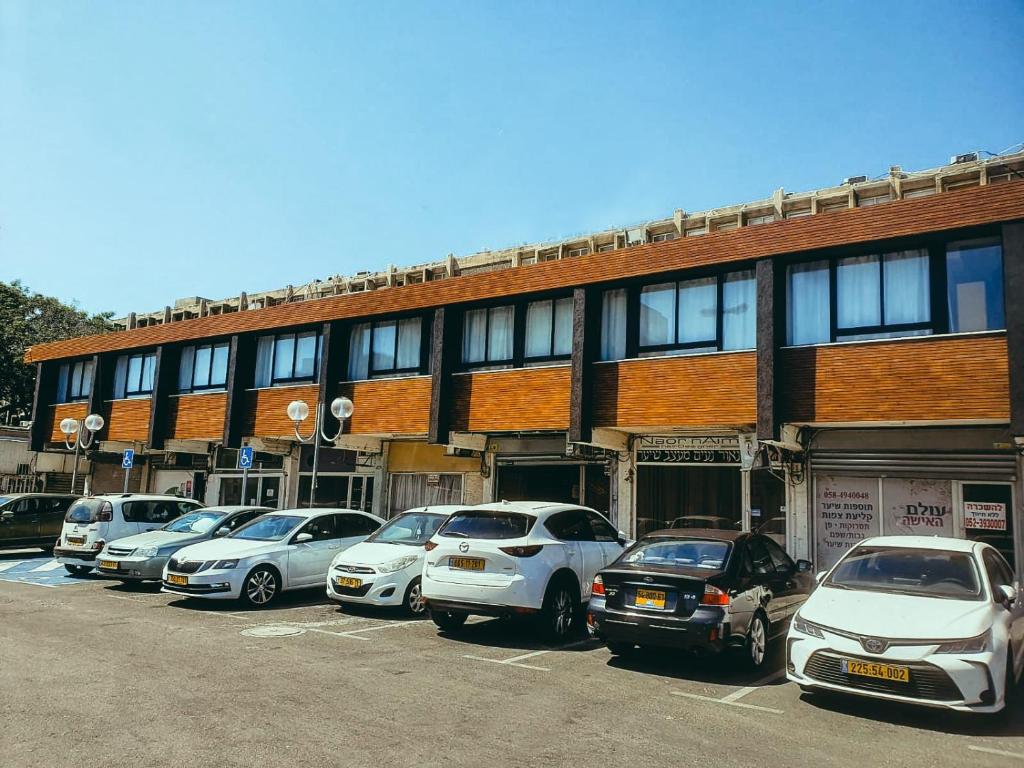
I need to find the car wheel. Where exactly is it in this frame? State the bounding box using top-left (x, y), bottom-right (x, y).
top-left (607, 642), bottom-right (635, 656)
top-left (430, 609), bottom-right (468, 633)
top-left (742, 612), bottom-right (769, 671)
top-left (64, 565), bottom-right (91, 576)
top-left (403, 578), bottom-right (427, 617)
top-left (240, 566), bottom-right (279, 609)
top-left (541, 578), bottom-right (580, 642)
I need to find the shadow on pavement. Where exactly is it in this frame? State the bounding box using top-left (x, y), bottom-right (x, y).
top-left (604, 637), bottom-right (788, 686)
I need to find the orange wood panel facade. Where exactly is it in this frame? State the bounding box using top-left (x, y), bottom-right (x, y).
top-left (243, 385), bottom-right (320, 439)
top-left (49, 403), bottom-right (88, 442)
top-left (26, 181), bottom-right (1024, 363)
top-left (167, 393), bottom-right (228, 440)
top-left (450, 367), bottom-right (571, 433)
top-left (780, 334), bottom-right (1010, 424)
top-left (592, 353), bottom-right (758, 429)
top-left (104, 399), bottom-right (152, 442)
top-left (338, 377), bottom-right (432, 435)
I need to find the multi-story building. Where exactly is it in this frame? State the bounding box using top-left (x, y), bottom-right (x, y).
top-left (24, 152), bottom-right (1024, 572)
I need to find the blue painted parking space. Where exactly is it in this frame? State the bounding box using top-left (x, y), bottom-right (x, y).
top-left (0, 555), bottom-right (92, 587)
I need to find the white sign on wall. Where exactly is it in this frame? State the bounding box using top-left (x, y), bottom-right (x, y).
top-left (882, 478), bottom-right (952, 537)
top-left (965, 501), bottom-right (1007, 531)
top-left (814, 475), bottom-right (880, 571)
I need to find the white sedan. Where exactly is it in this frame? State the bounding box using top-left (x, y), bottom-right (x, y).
top-left (787, 536), bottom-right (1024, 714)
top-left (162, 508), bottom-right (383, 608)
top-left (327, 506), bottom-right (456, 615)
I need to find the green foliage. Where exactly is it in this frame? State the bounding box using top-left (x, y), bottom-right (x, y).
top-left (0, 281), bottom-right (113, 422)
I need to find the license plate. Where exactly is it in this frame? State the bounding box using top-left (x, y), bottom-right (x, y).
top-left (335, 577), bottom-right (362, 589)
top-left (98, 560), bottom-right (119, 570)
top-left (167, 574), bottom-right (189, 586)
top-left (635, 588), bottom-right (667, 609)
top-left (67, 536), bottom-right (86, 546)
top-left (840, 659), bottom-right (909, 683)
top-left (449, 557), bottom-right (485, 571)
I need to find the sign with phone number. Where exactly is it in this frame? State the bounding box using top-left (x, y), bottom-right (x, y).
top-left (965, 501), bottom-right (1006, 531)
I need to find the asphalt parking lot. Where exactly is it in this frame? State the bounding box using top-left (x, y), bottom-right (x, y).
top-left (2, 550), bottom-right (1024, 768)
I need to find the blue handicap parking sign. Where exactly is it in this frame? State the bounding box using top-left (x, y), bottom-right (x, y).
top-left (121, 449), bottom-right (135, 469)
top-left (238, 446), bottom-right (254, 470)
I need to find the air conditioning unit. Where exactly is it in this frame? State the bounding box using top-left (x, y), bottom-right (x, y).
top-left (843, 175), bottom-right (867, 185)
top-left (950, 152), bottom-right (978, 165)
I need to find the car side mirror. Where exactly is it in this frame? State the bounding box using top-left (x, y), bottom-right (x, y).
top-left (617, 530), bottom-right (629, 547)
top-left (294, 532), bottom-right (314, 544)
top-left (999, 584), bottom-right (1017, 607)
top-left (214, 526), bottom-right (230, 537)
top-left (815, 570), bottom-right (827, 583)
top-left (796, 559), bottom-right (813, 573)
top-left (0, 510), bottom-right (12, 521)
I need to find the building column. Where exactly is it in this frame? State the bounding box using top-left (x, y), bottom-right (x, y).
top-left (569, 286), bottom-right (600, 445)
top-left (428, 306), bottom-right (459, 445)
top-left (223, 334), bottom-right (256, 448)
top-left (29, 362), bottom-right (58, 452)
top-left (318, 320), bottom-right (347, 438)
top-left (755, 257), bottom-right (780, 442)
top-left (1003, 222), bottom-right (1024, 439)
top-left (148, 345), bottom-right (180, 451)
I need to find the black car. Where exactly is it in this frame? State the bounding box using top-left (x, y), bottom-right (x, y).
top-left (0, 493), bottom-right (79, 553)
top-left (586, 529), bottom-right (813, 670)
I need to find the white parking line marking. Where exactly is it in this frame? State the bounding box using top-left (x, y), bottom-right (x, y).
top-left (299, 621), bottom-right (422, 641)
top-left (719, 673), bottom-right (784, 703)
top-left (30, 560), bottom-right (64, 572)
top-left (501, 650), bottom-right (551, 664)
top-left (9, 580), bottom-right (58, 589)
top-left (462, 654), bottom-right (551, 672)
top-left (670, 690), bottom-right (784, 714)
top-left (968, 745), bottom-right (1024, 760)
top-left (0, 561), bottom-right (27, 572)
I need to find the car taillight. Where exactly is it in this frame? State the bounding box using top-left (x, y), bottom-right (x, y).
top-left (498, 545), bottom-right (544, 557)
top-left (424, 541), bottom-right (438, 552)
top-left (592, 575), bottom-right (605, 596)
top-left (92, 540), bottom-right (105, 551)
top-left (96, 502), bottom-right (113, 522)
top-left (700, 584), bottom-right (730, 606)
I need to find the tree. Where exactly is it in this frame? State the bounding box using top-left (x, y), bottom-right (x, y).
top-left (0, 281), bottom-right (114, 424)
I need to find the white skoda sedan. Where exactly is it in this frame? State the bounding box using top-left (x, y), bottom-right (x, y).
top-left (327, 506), bottom-right (455, 615)
top-left (162, 508), bottom-right (383, 608)
top-left (787, 536), bottom-right (1024, 714)
top-left (421, 501), bottom-right (627, 640)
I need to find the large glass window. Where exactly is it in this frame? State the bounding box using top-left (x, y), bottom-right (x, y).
top-left (113, 352), bottom-right (156, 398)
top-left (462, 305), bottom-right (514, 366)
top-left (56, 360), bottom-right (94, 403)
top-left (348, 317), bottom-right (423, 380)
top-left (946, 238), bottom-right (1005, 333)
top-left (178, 342), bottom-right (230, 393)
top-left (600, 288), bottom-right (627, 361)
top-left (787, 260), bottom-right (830, 345)
top-left (722, 271), bottom-right (755, 350)
top-left (525, 297), bottom-right (573, 361)
top-left (254, 331), bottom-right (322, 387)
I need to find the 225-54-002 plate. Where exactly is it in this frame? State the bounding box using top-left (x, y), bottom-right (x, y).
top-left (841, 659), bottom-right (910, 683)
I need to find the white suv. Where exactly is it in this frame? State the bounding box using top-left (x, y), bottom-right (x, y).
top-left (421, 501), bottom-right (626, 640)
top-left (55, 495), bottom-right (203, 575)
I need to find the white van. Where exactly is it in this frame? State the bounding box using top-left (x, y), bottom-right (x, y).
top-left (55, 495), bottom-right (203, 575)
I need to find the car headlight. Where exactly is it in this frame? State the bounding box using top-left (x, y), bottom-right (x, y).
top-left (935, 631), bottom-right (989, 654)
top-left (212, 559), bottom-right (240, 570)
top-left (791, 614), bottom-right (826, 639)
top-left (377, 555), bottom-right (418, 574)
top-left (136, 547), bottom-right (159, 558)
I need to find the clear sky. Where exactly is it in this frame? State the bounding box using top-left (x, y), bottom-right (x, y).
top-left (1, 1), bottom-right (1022, 318)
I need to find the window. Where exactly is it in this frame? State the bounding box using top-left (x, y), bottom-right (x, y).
top-left (586, 511), bottom-right (618, 542)
top-left (525, 297), bottom-right (573, 361)
top-left (439, 510), bottom-right (535, 539)
top-left (123, 500), bottom-right (198, 524)
top-left (388, 473), bottom-right (464, 517)
top-left (348, 317), bottom-right (423, 380)
top-left (113, 352), bottom-right (157, 398)
top-left (56, 360), bottom-right (94, 403)
top-left (946, 239), bottom-right (1005, 333)
top-left (462, 305), bottom-right (514, 366)
top-left (296, 515), bottom-right (337, 542)
top-left (600, 288), bottom-right (628, 361)
top-left (178, 342), bottom-right (230, 392)
top-left (254, 331), bottom-right (322, 387)
top-left (746, 537), bottom-right (775, 576)
top-left (982, 549), bottom-right (1014, 603)
top-left (337, 513), bottom-right (381, 537)
top-left (544, 509), bottom-right (595, 542)
top-left (762, 536), bottom-right (795, 572)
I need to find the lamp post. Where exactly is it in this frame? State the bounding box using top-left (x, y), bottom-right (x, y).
top-left (60, 414), bottom-right (105, 494)
top-left (287, 396), bottom-right (354, 508)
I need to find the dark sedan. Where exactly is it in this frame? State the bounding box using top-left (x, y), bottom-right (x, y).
top-left (586, 529), bottom-right (814, 670)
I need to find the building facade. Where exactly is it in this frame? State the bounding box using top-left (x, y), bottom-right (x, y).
top-left (25, 155), bottom-right (1024, 573)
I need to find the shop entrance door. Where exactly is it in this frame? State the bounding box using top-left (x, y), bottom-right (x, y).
top-left (218, 474), bottom-right (285, 509)
top-left (961, 482), bottom-right (1016, 571)
top-left (635, 466), bottom-right (742, 538)
top-left (750, 470), bottom-right (786, 547)
top-left (497, 464), bottom-right (580, 505)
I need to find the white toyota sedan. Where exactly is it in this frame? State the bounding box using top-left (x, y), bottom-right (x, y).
top-left (326, 506), bottom-right (456, 615)
top-left (787, 536), bottom-right (1024, 714)
top-left (162, 508), bottom-right (383, 608)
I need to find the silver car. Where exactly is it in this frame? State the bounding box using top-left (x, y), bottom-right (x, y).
top-left (96, 506), bottom-right (270, 582)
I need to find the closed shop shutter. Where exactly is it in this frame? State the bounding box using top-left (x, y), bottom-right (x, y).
top-left (810, 450), bottom-right (1016, 480)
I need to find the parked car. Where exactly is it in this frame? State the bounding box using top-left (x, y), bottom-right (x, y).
top-left (56, 495), bottom-right (203, 575)
top-left (668, 515), bottom-right (741, 531)
top-left (421, 501), bottom-right (627, 640)
top-left (0, 493), bottom-right (78, 553)
top-left (162, 508), bottom-right (384, 608)
top-left (787, 536), bottom-right (1024, 714)
top-left (95, 505), bottom-right (271, 582)
top-left (327, 506), bottom-right (454, 616)
top-left (587, 529), bottom-right (813, 669)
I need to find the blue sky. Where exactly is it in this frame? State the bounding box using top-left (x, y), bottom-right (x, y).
top-left (1, 1), bottom-right (1022, 317)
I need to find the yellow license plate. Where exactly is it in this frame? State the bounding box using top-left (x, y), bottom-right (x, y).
top-left (68, 537), bottom-right (86, 546)
top-left (635, 588), bottom-right (667, 609)
top-left (449, 557), bottom-right (485, 571)
top-left (335, 577), bottom-right (362, 589)
top-left (167, 574), bottom-right (189, 586)
top-left (99, 560), bottom-right (119, 570)
top-left (841, 659), bottom-right (909, 682)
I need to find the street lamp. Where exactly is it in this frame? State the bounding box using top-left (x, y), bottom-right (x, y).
top-left (288, 396), bottom-right (354, 508)
top-left (60, 413), bottom-right (105, 494)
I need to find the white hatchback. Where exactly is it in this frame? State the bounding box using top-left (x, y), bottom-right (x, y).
top-left (55, 495), bottom-right (203, 576)
top-left (787, 536), bottom-right (1024, 714)
top-left (421, 501), bottom-right (626, 640)
top-left (327, 506), bottom-right (455, 616)
top-left (162, 508), bottom-right (383, 608)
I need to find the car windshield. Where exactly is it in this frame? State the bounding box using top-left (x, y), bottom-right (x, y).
top-left (439, 510), bottom-right (535, 540)
top-left (229, 514), bottom-right (304, 541)
top-left (826, 546), bottom-right (984, 600)
top-left (65, 499), bottom-right (104, 523)
top-left (0, 496), bottom-right (11, 506)
top-left (369, 513), bottom-right (447, 545)
top-left (163, 511), bottom-right (224, 534)
top-left (622, 539), bottom-right (731, 570)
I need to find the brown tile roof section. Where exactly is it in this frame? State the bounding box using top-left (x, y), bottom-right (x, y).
top-left (26, 180), bottom-right (1024, 363)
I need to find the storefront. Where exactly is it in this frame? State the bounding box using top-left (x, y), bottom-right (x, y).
top-left (207, 447), bottom-right (287, 508)
top-left (386, 442), bottom-right (481, 518)
top-left (807, 427), bottom-right (1020, 571)
top-left (295, 444), bottom-right (376, 513)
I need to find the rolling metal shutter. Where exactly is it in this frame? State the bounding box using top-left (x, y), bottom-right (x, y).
top-left (810, 450), bottom-right (1017, 480)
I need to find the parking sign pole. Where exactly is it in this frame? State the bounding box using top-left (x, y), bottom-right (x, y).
top-left (123, 463), bottom-right (130, 494)
top-left (241, 462), bottom-right (249, 505)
